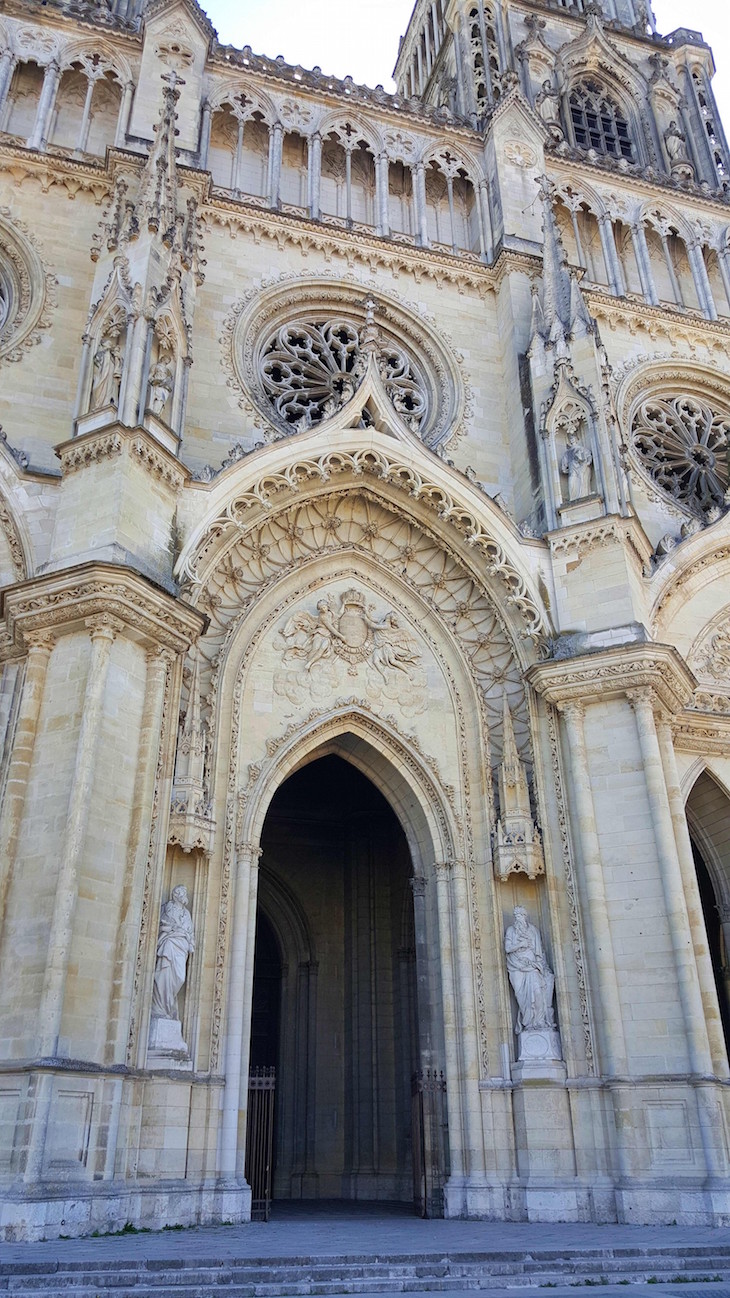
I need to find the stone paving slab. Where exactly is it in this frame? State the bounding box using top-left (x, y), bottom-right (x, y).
top-left (2, 1208), bottom-right (730, 1265)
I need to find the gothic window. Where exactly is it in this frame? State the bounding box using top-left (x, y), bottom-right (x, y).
top-left (569, 82), bottom-right (634, 160)
top-left (630, 394), bottom-right (729, 515)
top-left (260, 318), bottom-right (427, 432)
top-left (0, 262), bottom-right (12, 341)
top-left (468, 4), bottom-right (500, 113)
top-left (693, 69), bottom-right (727, 181)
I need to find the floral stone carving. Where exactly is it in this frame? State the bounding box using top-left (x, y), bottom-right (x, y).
top-left (630, 395), bottom-right (729, 516)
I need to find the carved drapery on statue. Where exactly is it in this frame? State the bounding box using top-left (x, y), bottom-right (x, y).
top-left (149, 885), bottom-right (195, 1062)
top-left (504, 906), bottom-right (561, 1066)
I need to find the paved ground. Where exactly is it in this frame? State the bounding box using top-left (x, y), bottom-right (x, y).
top-left (2, 1201), bottom-right (729, 1264)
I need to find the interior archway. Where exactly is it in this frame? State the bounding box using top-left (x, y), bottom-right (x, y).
top-left (251, 751), bottom-right (447, 1213)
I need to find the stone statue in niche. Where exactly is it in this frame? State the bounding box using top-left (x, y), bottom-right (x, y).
top-left (560, 426), bottom-right (593, 501)
top-left (504, 906), bottom-right (556, 1034)
top-left (149, 885), bottom-right (195, 1058)
top-left (147, 358), bottom-right (174, 418)
top-left (90, 324), bottom-right (124, 410)
top-left (535, 80), bottom-right (564, 142)
top-left (664, 120), bottom-right (693, 176)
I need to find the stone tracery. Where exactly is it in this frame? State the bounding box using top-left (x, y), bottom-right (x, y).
top-left (630, 393), bottom-right (729, 515)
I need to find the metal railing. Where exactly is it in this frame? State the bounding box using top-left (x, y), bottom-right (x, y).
top-left (245, 1066), bottom-right (276, 1221)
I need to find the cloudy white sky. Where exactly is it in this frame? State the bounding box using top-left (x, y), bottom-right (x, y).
top-left (200, 1), bottom-right (730, 129)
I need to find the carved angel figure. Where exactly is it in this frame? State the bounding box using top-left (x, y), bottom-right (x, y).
top-left (282, 597), bottom-right (345, 671)
top-left (369, 612), bottom-right (421, 679)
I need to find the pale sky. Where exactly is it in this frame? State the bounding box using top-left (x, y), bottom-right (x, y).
top-left (200, 0), bottom-right (730, 133)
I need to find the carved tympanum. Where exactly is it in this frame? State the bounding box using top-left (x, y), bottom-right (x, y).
top-left (631, 395), bottom-right (729, 515)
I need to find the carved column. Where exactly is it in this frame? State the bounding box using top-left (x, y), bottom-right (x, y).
top-left (375, 153), bottom-right (390, 238)
top-left (197, 98), bottom-right (212, 168)
top-left (106, 646), bottom-right (175, 1065)
top-left (268, 121), bottom-right (283, 209)
top-left (0, 49), bottom-right (17, 124)
top-left (655, 715), bottom-right (728, 1077)
top-left (27, 60), bottom-right (61, 151)
top-left (74, 74), bottom-right (97, 156)
top-left (307, 131), bottom-right (322, 221)
top-left (597, 213), bottom-right (625, 296)
top-left (0, 634), bottom-right (54, 940)
top-left (628, 690), bottom-right (724, 1180)
top-left (687, 242), bottom-right (718, 321)
top-left (559, 704), bottom-right (628, 1078)
top-left (716, 247), bottom-right (730, 315)
top-left (25, 616), bottom-right (121, 1185)
top-left (630, 222), bottom-right (659, 306)
top-left (37, 615), bottom-right (122, 1058)
top-left (447, 857), bottom-right (486, 1184)
top-left (433, 858), bottom-right (465, 1183)
top-left (220, 840), bottom-right (262, 1181)
top-left (413, 161), bottom-right (429, 247)
top-left (114, 80), bottom-right (134, 148)
top-left (477, 179), bottom-right (492, 262)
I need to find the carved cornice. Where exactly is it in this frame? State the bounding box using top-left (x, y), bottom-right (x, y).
top-left (0, 563), bottom-right (206, 658)
top-left (0, 144), bottom-right (113, 205)
top-left (673, 711), bottom-right (730, 755)
top-left (547, 514), bottom-right (653, 571)
top-left (588, 290), bottom-right (730, 354)
top-left (526, 643), bottom-right (697, 714)
top-left (56, 423), bottom-right (188, 489)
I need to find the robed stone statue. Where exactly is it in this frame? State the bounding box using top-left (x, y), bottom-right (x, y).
top-left (504, 905), bottom-right (556, 1034)
top-left (151, 885), bottom-right (195, 1022)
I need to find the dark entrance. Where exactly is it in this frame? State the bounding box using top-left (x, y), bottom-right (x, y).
top-left (250, 753), bottom-right (445, 1211)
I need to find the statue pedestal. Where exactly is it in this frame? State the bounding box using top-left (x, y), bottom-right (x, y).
top-left (512, 1028), bottom-right (564, 1083)
top-left (148, 1016), bottom-right (192, 1070)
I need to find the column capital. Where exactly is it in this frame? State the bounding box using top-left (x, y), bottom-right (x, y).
top-left (236, 840), bottom-right (262, 866)
top-left (86, 612), bottom-right (125, 642)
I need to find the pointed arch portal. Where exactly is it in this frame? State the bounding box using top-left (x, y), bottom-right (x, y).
top-left (252, 749), bottom-right (446, 1212)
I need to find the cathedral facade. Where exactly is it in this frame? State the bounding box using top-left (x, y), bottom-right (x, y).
top-left (1, 0), bottom-right (730, 1241)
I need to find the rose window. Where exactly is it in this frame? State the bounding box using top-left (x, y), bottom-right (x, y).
top-left (630, 395), bottom-right (729, 514)
top-left (260, 317), bottom-right (428, 432)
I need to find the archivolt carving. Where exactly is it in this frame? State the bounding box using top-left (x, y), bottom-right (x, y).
top-left (188, 493), bottom-right (529, 759)
top-left (691, 611), bottom-right (730, 684)
top-left (0, 486), bottom-right (26, 581)
top-left (0, 208), bottom-right (56, 365)
top-left (182, 449), bottom-right (548, 649)
top-left (222, 276), bottom-right (468, 449)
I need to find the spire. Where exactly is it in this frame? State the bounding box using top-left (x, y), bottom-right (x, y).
top-left (493, 694), bottom-right (544, 882)
top-left (137, 72), bottom-right (183, 236)
top-left (502, 690), bottom-right (519, 774)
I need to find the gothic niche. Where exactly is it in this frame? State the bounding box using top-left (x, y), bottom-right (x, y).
top-left (89, 310), bottom-right (126, 413)
top-left (260, 315), bottom-right (427, 433)
top-left (630, 394), bottom-right (729, 516)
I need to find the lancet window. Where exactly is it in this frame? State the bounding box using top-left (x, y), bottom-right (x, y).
top-left (568, 82), bottom-right (634, 160)
top-left (468, 3), bottom-right (501, 113)
top-left (692, 68), bottom-right (728, 182)
top-left (0, 60), bottom-right (44, 140)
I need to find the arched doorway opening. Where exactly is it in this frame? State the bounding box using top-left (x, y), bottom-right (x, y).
top-left (250, 752), bottom-right (446, 1213)
top-left (686, 771), bottom-right (730, 1056)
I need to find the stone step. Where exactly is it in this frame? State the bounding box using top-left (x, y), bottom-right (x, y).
top-left (2, 1247), bottom-right (730, 1297)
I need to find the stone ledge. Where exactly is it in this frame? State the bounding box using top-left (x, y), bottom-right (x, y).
top-left (0, 562), bottom-right (207, 657)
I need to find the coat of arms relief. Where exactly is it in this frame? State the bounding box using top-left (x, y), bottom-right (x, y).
top-left (274, 588), bottom-right (427, 716)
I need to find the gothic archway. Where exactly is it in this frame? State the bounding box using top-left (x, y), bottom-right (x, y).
top-left (686, 770), bottom-right (730, 1057)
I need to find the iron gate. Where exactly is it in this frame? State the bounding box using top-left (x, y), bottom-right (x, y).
top-left (411, 1068), bottom-right (447, 1218)
top-left (245, 1066), bottom-right (276, 1221)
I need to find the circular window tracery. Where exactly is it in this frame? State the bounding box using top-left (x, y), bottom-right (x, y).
top-left (0, 210), bottom-right (55, 365)
top-left (227, 280), bottom-right (467, 450)
top-left (260, 317), bottom-right (428, 432)
top-left (630, 394), bottom-right (729, 515)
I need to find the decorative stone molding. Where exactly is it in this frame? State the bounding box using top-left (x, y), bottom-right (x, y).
top-left (0, 487), bottom-right (27, 581)
top-left (548, 515), bottom-right (652, 571)
top-left (56, 425), bottom-right (188, 490)
top-left (527, 643), bottom-right (697, 715)
top-left (223, 277), bottom-right (469, 451)
top-left (0, 206), bottom-right (57, 366)
top-left (1, 564), bottom-right (206, 658)
top-left (182, 447), bottom-right (549, 649)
